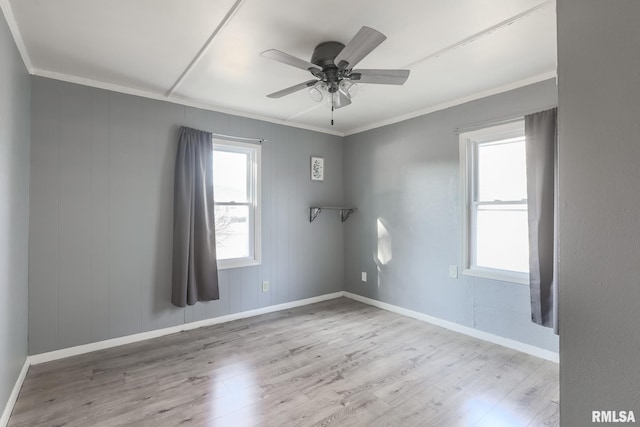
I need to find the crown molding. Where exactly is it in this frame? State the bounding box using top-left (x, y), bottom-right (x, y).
top-left (31, 68), bottom-right (556, 140)
top-left (343, 71), bottom-right (557, 136)
top-left (0, 0), bottom-right (33, 72)
top-left (31, 68), bottom-right (345, 137)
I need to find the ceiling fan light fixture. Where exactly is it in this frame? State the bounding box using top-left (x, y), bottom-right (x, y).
top-left (339, 80), bottom-right (358, 99)
top-left (328, 90), bottom-right (352, 109)
top-left (309, 82), bottom-right (327, 102)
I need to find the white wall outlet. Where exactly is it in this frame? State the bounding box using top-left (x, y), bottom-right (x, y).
top-left (448, 265), bottom-right (458, 279)
top-left (361, 272), bottom-right (367, 282)
top-left (262, 281), bottom-right (269, 292)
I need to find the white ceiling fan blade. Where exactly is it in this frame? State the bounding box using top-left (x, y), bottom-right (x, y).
top-left (266, 80), bottom-right (318, 98)
top-left (334, 26), bottom-right (387, 70)
top-left (260, 49), bottom-right (321, 73)
top-left (350, 69), bottom-right (410, 85)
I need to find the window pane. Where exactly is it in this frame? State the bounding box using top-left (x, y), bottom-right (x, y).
top-left (215, 205), bottom-right (250, 260)
top-left (213, 150), bottom-right (248, 202)
top-left (475, 204), bottom-right (529, 273)
top-left (477, 139), bottom-right (527, 201)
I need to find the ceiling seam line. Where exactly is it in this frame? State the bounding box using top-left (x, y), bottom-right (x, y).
top-left (285, 103), bottom-right (324, 122)
top-left (165, 0), bottom-right (245, 97)
top-left (402, 0), bottom-right (554, 70)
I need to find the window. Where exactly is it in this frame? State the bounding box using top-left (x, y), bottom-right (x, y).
top-left (212, 139), bottom-right (261, 269)
top-left (459, 121), bottom-right (529, 284)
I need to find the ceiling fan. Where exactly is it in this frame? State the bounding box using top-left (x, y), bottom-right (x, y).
top-left (260, 26), bottom-right (410, 120)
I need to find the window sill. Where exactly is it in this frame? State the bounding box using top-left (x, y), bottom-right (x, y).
top-left (462, 268), bottom-right (529, 285)
top-left (217, 258), bottom-right (261, 270)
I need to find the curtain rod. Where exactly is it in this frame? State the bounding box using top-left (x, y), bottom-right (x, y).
top-left (454, 105), bottom-right (557, 134)
top-left (211, 132), bottom-right (267, 144)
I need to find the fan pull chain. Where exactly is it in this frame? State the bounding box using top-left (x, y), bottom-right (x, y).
top-left (331, 94), bottom-right (335, 126)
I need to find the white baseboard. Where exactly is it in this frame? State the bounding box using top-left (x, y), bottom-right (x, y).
top-left (28, 292), bottom-right (344, 365)
top-left (28, 289), bottom-right (558, 366)
top-left (1, 358), bottom-right (30, 427)
top-left (343, 292), bottom-right (559, 363)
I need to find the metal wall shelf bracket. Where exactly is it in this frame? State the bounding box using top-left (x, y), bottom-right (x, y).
top-left (340, 208), bottom-right (354, 222)
top-left (310, 207), bottom-right (322, 222)
top-left (309, 206), bottom-right (356, 223)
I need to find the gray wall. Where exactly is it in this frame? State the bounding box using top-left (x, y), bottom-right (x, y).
top-left (343, 79), bottom-right (559, 352)
top-left (29, 76), bottom-right (344, 354)
top-left (558, 2), bottom-right (640, 424)
top-left (0, 9), bottom-right (30, 414)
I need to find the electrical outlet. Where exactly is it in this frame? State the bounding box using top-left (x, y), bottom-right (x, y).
top-left (448, 265), bottom-right (458, 279)
top-left (262, 281), bottom-right (270, 292)
top-left (361, 272), bottom-right (367, 282)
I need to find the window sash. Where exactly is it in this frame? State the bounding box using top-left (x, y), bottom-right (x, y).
top-left (469, 200), bottom-right (528, 271)
top-left (471, 200), bottom-right (527, 206)
top-left (214, 201), bottom-right (253, 207)
top-left (214, 201), bottom-right (255, 261)
top-left (472, 137), bottom-right (527, 203)
top-left (213, 147), bottom-right (253, 204)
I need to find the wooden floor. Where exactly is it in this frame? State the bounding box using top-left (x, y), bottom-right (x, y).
top-left (9, 298), bottom-right (559, 427)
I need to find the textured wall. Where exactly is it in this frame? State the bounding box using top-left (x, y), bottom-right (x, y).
top-left (0, 9), bottom-right (30, 416)
top-left (29, 77), bottom-right (344, 354)
top-left (557, 1), bottom-right (640, 424)
top-left (343, 79), bottom-right (559, 352)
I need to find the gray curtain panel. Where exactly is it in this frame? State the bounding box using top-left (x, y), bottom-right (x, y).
top-left (525, 108), bottom-right (557, 330)
top-left (171, 126), bottom-right (219, 307)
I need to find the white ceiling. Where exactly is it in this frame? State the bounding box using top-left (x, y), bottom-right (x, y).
top-left (3, 0), bottom-right (557, 135)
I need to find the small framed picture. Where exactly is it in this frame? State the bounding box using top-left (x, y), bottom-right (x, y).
top-left (311, 156), bottom-right (324, 181)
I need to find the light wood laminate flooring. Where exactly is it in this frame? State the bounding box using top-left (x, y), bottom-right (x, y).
top-left (9, 298), bottom-right (559, 426)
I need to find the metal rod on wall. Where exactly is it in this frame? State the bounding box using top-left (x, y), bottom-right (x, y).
top-left (211, 132), bottom-right (267, 144)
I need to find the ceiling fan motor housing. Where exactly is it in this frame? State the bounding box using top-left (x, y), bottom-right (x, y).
top-left (311, 41), bottom-right (346, 92)
top-left (310, 41), bottom-right (345, 68)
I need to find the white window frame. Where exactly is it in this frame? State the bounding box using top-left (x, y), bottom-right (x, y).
top-left (212, 138), bottom-right (261, 270)
top-left (459, 120), bottom-right (529, 285)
